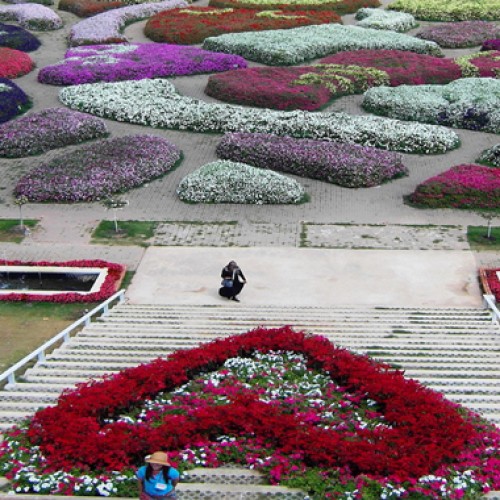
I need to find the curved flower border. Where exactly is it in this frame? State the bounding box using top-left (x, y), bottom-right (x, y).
top-left (0, 259), bottom-right (125, 303)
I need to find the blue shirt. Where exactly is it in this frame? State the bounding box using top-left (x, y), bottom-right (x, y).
top-left (136, 465), bottom-right (180, 496)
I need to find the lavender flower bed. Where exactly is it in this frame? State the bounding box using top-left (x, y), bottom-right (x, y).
top-left (478, 144), bottom-right (500, 167)
top-left (2, 0), bottom-right (53, 6)
top-left (177, 160), bottom-right (306, 204)
top-left (0, 22), bottom-right (41, 51)
top-left (69, 0), bottom-right (187, 46)
top-left (39, 43), bottom-right (247, 85)
top-left (0, 4), bottom-right (62, 30)
top-left (482, 39), bottom-right (500, 51)
top-left (14, 135), bottom-right (182, 202)
top-left (0, 108), bottom-right (109, 157)
top-left (417, 21), bottom-right (500, 48)
top-left (216, 132), bottom-right (408, 188)
top-left (0, 78), bottom-right (31, 123)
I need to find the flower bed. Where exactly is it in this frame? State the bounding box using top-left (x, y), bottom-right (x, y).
top-left (14, 135), bottom-right (182, 202)
top-left (38, 43), bottom-right (247, 85)
top-left (59, 79), bottom-right (460, 153)
top-left (177, 160), bottom-right (306, 203)
top-left (455, 51), bottom-right (500, 77)
top-left (59, 0), bottom-right (127, 17)
top-left (69, 0), bottom-right (187, 46)
top-left (1, 0), bottom-right (53, 6)
top-left (478, 143), bottom-right (500, 167)
top-left (0, 22), bottom-right (41, 52)
top-left (407, 164), bottom-right (500, 209)
top-left (0, 259), bottom-right (125, 303)
top-left (481, 268), bottom-right (500, 302)
top-left (0, 78), bottom-right (31, 123)
top-left (483, 38), bottom-right (500, 51)
top-left (0, 48), bottom-right (34, 79)
top-left (205, 64), bottom-right (388, 111)
top-left (216, 132), bottom-right (407, 187)
top-left (1, 327), bottom-right (499, 498)
top-left (144, 7), bottom-right (341, 45)
top-left (321, 49), bottom-right (462, 85)
top-left (363, 77), bottom-right (500, 133)
top-left (0, 3), bottom-right (62, 30)
top-left (202, 23), bottom-right (442, 66)
top-left (388, 0), bottom-right (500, 21)
top-left (355, 7), bottom-right (417, 32)
top-left (0, 108), bottom-right (108, 158)
top-left (416, 21), bottom-right (500, 48)
top-left (208, 0), bottom-right (380, 13)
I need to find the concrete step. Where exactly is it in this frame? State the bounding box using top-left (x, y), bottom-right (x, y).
top-left (182, 467), bottom-right (266, 485)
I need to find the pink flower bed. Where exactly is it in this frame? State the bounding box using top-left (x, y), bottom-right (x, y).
top-left (417, 21), bottom-right (500, 48)
top-left (408, 164), bottom-right (500, 209)
top-left (0, 259), bottom-right (125, 303)
top-left (0, 47), bottom-right (34, 78)
top-left (482, 39), bottom-right (500, 51)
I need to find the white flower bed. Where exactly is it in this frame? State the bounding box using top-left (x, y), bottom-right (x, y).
top-left (177, 160), bottom-right (306, 204)
top-left (69, 0), bottom-right (187, 46)
top-left (363, 78), bottom-right (500, 133)
top-left (202, 24), bottom-right (442, 65)
top-left (355, 8), bottom-right (418, 32)
top-left (0, 4), bottom-right (62, 30)
top-left (59, 79), bottom-right (459, 154)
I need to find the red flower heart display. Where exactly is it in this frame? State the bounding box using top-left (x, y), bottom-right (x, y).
top-left (27, 326), bottom-right (476, 482)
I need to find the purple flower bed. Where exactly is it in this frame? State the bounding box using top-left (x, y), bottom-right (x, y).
top-left (0, 4), bottom-right (63, 30)
top-left (482, 39), bottom-right (500, 51)
top-left (14, 135), bottom-right (182, 202)
top-left (0, 78), bottom-right (31, 123)
top-left (408, 164), bottom-right (500, 209)
top-left (0, 107), bottom-right (109, 157)
top-left (216, 132), bottom-right (408, 188)
top-left (0, 22), bottom-right (41, 52)
top-left (38, 43), bottom-right (247, 85)
top-left (417, 21), bottom-right (500, 48)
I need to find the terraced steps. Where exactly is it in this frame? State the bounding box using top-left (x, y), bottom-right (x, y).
top-left (0, 304), bottom-right (499, 432)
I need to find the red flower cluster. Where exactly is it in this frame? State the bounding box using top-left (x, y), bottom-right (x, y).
top-left (0, 259), bottom-right (125, 303)
top-left (0, 48), bottom-right (34, 79)
top-left (209, 0), bottom-right (380, 13)
top-left (145, 7), bottom-right (341, 45)
top-left (27, 327), bottom-right (475, 481)
top-left (58, 0), bottom-right (126, 17)
top-left (485, 269), bottom-right (500, 302)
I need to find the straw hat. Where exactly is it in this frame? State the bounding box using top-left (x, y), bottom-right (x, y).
top-left (145, 451), bottom-right (171, 466)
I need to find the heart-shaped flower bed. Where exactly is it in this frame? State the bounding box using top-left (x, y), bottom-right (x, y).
top-left (2, 327), bottom-right (496, 497)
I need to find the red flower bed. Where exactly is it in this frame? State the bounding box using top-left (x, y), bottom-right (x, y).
top-left (321, 49), bottom-right (462, 85)
top-left (144, 6), bottom-right (341, 44)
top-left (466, 51), bottom-right (500, 77)
top-left (408, 164), bottom-right (500, 209)
top-left (27, 326), bottom-right (476, 481)
top-left (0, 47), bottom-right (34, 79)
top-left (483, 269), bottom-right (500, 302)
top-left (209, 0), bottom-right (379, 13)
top-left (58, 0), bottom-right (126, 17)
top-left (0, 259), bottom-right (125, 303)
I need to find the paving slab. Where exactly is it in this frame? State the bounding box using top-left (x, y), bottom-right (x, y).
top-left (126, 247), bottom-right (482, 307)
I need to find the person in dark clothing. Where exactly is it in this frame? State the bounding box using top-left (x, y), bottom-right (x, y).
top-left (219, 260), bottom-right (246, 302)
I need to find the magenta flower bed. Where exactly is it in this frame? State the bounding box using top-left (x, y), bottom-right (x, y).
top-left (408, 164), bottom-right (500, 209)
top-left (482, 39), bottom-right (500, 51)
top-left (216, 132), bottom-right (407, 187)
top-left (38, 43), bottom-right (247, 85)
top-left (14, 135), bottom-right (182, 202)
top-left (417, 21), bottom-right (500, 48)
top-left (321, 49), bottom-right (462, 85)
top-left (0, 259), bottom-right (125, 303)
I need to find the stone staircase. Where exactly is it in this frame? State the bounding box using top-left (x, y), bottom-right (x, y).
top-left (1, 303), bottom-right (499, 431)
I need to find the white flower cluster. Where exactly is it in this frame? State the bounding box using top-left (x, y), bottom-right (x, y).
top-left (202, 23), bottom-right (442, 65)
top-left (363, 77), bottom-right (500, 133)
top-left (176, 160), bottom-right (306, 204)
top-left (355, 7), bottom-right (418, 32)
top-left (0, 3), bottom-right (63, 30)
top-left (69, 0), bottom-right (187, 46)
top-left (59, 79), bottom-right (460, 153)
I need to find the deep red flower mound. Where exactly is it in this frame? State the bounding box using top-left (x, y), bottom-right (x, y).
top-left (209, 0), bottom-right (380, 13)
top-left (467, 51), bottom-right (500, 78)
top-left (408, 164), bottom-right (500, 209)
top-left (485, 269), bottom-right (500, 302)
top-left (58, 0), bottom-right (126, 17)
top-left (0, 259), bottom-right (125, 303)
top-left (321, 49), bottom-right (462, 86)
top-left (0, 48), bottom-right (34, 79)
top-left (27, 327), bottom-right (475, 480)
top-left (144, 6), bottom-right (341, 45)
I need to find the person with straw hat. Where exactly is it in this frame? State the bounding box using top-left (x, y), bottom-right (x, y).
top-left (136, 451), bottom-right (180, 499)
